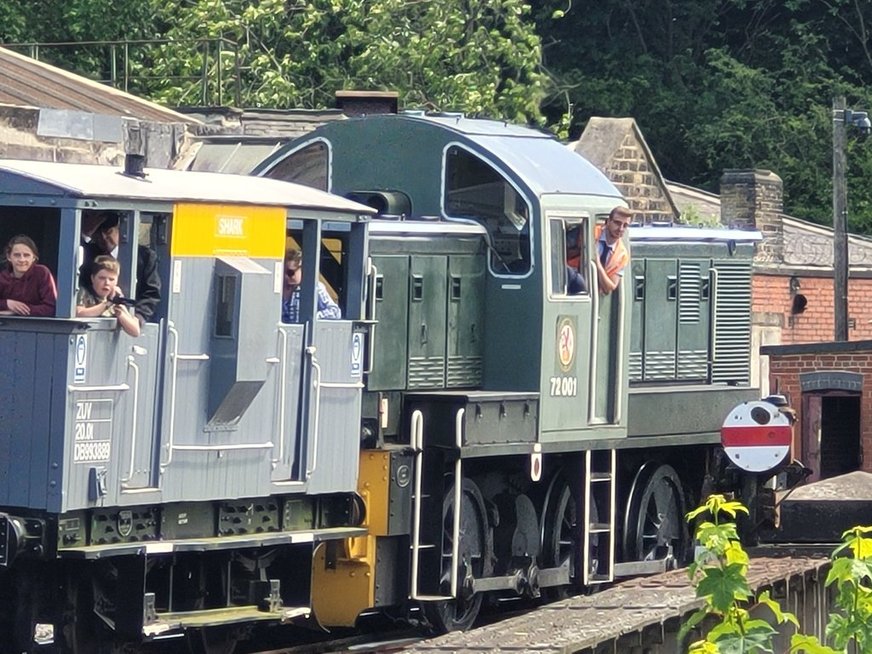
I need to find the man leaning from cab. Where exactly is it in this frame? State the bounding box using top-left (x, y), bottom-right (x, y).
top-left (594, 206), bottom-right (632, 294)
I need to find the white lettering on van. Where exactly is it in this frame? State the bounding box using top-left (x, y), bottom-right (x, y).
top-left (216, 216), bottom-right (245, 238)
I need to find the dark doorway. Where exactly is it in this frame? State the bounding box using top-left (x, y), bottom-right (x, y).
top-left (802, 393), bottom-right (860, 482)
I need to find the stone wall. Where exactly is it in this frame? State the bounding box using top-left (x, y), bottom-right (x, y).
top-left (720, 169), bottom-right (784, 264)
top-left (606, 132), bottom-right (674, 224)
top-left (0, 105), bottom-right (190, 168)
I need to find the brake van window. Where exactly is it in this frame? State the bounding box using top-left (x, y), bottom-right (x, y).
top-left (444, 145), bottom-right (531, 275)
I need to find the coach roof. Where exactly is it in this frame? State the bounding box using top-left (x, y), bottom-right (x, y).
top-left (0, 159), bottom-right (374, 215)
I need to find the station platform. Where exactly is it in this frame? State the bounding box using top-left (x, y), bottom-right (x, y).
top-left (403, 556), bottom-right (829, 654)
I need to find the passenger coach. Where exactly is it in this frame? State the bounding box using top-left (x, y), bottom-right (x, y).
top-left (0, 159), bottom-right (374, 652)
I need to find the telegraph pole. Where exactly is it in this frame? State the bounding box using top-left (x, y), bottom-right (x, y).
top-left (833, 96), bottom-right (849, 342)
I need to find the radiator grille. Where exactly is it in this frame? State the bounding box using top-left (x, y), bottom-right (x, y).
top-left (678, 262), bottom-right (701, 323)
top-left (677, 349), bottom-right (708, 380)
top-left (408, 357), bottom-right (445, 389)
top-left (447, 356), bottom-right (483, 388)
top-left (629, 351), bottom-right (643, 382)
top-left (644, 350), bottom-right (676, 380)
top-left (711, 262), bottom-right (752, 384)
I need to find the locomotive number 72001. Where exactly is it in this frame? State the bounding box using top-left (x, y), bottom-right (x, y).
top-left (549, 376), bottom-right (578, 397)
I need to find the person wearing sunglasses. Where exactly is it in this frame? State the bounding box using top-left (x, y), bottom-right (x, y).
top-left (594, 206), bottom-right (632, 295)
top-left (281, 248), bottom-right (341, 323)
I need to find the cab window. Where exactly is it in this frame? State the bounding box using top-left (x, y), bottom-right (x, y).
top-left (444, 145), bottom-right (531, 275)
top-left (262, 140), bottom-right (329, 191)
top-left (550, 217), bottom-right (588, 297)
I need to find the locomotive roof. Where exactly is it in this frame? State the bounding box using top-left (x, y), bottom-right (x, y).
top-left (0, 159), bottom-right (374, 215)
top-left (386, 114), bottom-right (623, 198)
top-left (260, 113), bottom-right (623, 200)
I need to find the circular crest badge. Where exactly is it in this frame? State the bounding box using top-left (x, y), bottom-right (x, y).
top-left (557, 317), bottom-right (575, 372)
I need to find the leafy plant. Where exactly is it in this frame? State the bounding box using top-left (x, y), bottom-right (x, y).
top-left (680, 495), bottom-right (872, 653)
top-left (680, 494), bottom-right (799, 653)
top-left (824, 526), bottom-right (872, 651)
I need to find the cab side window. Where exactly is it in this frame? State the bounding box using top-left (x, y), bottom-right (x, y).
top-left (551, 217), bottom-right (588, 297)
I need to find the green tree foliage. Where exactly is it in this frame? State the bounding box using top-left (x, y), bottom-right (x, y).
top-left (0, 0), bottom-right (167, 83)
top-left (533, 0), bottom-right (872, 231)
top-left (6, 0), bottom-right (872, 230)
top-left (138, 0), bottom-right (545, 123)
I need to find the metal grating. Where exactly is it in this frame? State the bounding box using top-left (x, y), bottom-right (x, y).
top-left (408, 357), bottom-right (445, 389)
top-left (446, 356), bottom-right (482, 388)
top-left (643, 350), bottom-right (676, 381)
top-left (711, 262), bottom-right (752, 384)
top-left (678, 261), bottom-right (701, 323)
top-left (629, 352), bottom-right (643, 382)
top-left (677, 349), bottom-right (708, 379)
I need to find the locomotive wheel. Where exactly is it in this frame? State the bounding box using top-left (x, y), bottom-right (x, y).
top-left (540, 473), bottom-right (580, 598)
top-left (622, 464), bottom-right (689, 564)
top-left (423, 477), bottom-right (492, 633)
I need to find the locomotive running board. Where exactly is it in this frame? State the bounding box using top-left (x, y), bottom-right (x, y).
top-left (143, 605), bottom-right (311, 636)
top-left (59, 526), bottom-right (368, 559)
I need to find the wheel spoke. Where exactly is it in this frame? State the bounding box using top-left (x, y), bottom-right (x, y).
top-left (625, 465), bottom-right (688, 564)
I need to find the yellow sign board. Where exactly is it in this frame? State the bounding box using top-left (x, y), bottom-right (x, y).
top-left (172, 203), bottom-right (286, 258)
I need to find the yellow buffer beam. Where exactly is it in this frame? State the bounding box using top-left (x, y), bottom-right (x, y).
top-left (311, 451), bottom-right (395, 627)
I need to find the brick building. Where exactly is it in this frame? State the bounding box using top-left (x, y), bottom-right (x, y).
top-left (719, 169), bottom-right (872, 346)
top-left (762, 342), bottom-right (872, 479)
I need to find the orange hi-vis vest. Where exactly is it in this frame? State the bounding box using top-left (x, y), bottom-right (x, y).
top-left (594, 223), bottom-right (630, 277)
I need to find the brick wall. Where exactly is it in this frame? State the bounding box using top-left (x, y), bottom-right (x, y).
top-left (753, 274), bottom-right (872, 343)
top-left (768, 350), bottom-right (872, 471)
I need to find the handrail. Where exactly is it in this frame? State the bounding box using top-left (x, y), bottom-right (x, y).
top-left (588, 260), bottom-right (600, 423)
top-left (410, 410), bottom-right (425, 599)
top-left (274, 329), bottom-right (289, 468)
top-left (317, 380), bottom-right (365, 389)
top-left (450, 408), bottom-right (465, 599)
top-left (364, 260), bottom-right (378, 374)
top-left (122, 354), bottom-right (140, 484)
top-left (162, 324), bottom-right (210, 470)
top-left (171, 442), bottom-right (274, 452)
top-left (161, 324), bottom-right (180, 470)
top-left (68, 383), bottom-right (129, 393)
top-left (583, 450), bottom-right (592, 585)
top-left (306, 346), bottom-right (322, 479)
top-left (614, 284), bottom-right (626, 424)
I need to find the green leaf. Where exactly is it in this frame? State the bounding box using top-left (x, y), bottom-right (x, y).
top-left (789, 633), bottom-right (841, 653)
top-left (679, 607), bottom-right (710, 643)
top-left (697, 564), bottom-right (752, 612)
top-left (757, 590), bottom-right (800, 627)
top-left (713, 629), bottom-right (775, 654)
